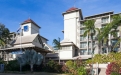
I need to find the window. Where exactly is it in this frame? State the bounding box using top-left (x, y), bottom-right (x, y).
top-left (80, 29), bottom-right (85, 34)
top-left (89, 42), bottom-right (95, 48)
top-left (23, 25), bottom-right (29, 32)
top-left (102, 48), bottom-right (107, 54)
top-left (111, 39), bottom-right (118, 52)
top-left (102, 25), bottom-right (106, 28)
top-left (88, 50), bottom-right (91, 55)
top-left (80, 42), bottom-right (87, 48)
top-left (80, 49), bottom-right (87, 55)
top-left (74, 49), bottom-right (78, 56)
top-left (80, 36), bottom-right (86, 41)
top-left (80, 23), bottom-right (84, 27)
top-left (62, 46), bottom-right (71, 50)
top-left (101, 17), bottom-right (109, 23)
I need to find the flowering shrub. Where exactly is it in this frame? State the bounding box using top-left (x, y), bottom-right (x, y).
top-left (106, 62), bottom-right (121, 75)
top-left (62, 58), bottom-right (91, 75)
top-left (86, 52), bottom-right (121, 64)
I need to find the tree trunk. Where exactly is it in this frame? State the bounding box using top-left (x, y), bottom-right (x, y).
top-left (30, 64), bottom-right (33, 72)
top-left (91, 35), bottom-right (93, 54)
top-left (91, 35), bottom-right (94, 75)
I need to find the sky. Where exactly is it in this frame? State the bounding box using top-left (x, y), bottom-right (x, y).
top-left (0, 0), bottom-right (121, 46)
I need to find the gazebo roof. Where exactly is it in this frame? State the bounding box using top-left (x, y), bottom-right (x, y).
top-left (14, 33), bottom-right (38, 45)
top-left (0, 44), bottom-right (52, 53)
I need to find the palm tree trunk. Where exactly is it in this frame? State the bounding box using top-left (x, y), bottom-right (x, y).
top-left (91, 35), bottom-right (94, 75)
top-left (30, 64), bottom-right (33, 72)
top-left (91, 35), bottom-right (93, 54)
top-left (99, 42), bottom-right (101, 54)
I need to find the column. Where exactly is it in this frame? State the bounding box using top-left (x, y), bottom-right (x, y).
top-left (6, 51), bottom-right (9, 64)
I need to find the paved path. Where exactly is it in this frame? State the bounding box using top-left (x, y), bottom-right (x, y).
top-left (0, 72), bottom-right (67, 75)
top-left (99, 68), bottom-right (106, 75)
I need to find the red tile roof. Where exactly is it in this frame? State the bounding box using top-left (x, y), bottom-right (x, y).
top-left (66, 7), bottom-right (78, 12)
top-left (21, 19), bottom-right (40, 28)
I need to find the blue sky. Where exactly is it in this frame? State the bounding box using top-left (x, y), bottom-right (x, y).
top-left (0, 0), bottom-right (121, 46)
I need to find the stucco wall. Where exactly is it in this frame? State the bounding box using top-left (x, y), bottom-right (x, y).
top-left (60, 50), bottom-right (73, 59)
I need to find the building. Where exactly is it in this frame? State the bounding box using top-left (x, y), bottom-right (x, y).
top-left (0, 19), bottom-right (53, 62)
top-left (46, 7), bottom-right (121, 61)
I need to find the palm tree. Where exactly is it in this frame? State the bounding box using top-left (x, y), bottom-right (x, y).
top-left (95, 28), bottom-right (103, 54)
top-left (83, 20), bottom-right (95, 54)
top-left (109, 14), bottom-right (121, 51)
top-left (53, 37), bottom-right (61, 50)
top-left (99, 14), bottom-right (121, 52)
top-left (53, 37), bottom-right (61, 64)
top-left (83, 20), bottom-right (95, 75)
top-left (0, 23), bottom-right (11, 47)
top-left (17, 49), bottom-right (43, 72)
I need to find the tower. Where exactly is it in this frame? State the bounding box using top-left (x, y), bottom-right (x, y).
top-left (62, 7), bottom-right (83, 48)
top-left (21, 19), bottom-right (41, 36)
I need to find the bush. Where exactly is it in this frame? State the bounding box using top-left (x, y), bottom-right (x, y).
top-left (5, 60), bottom-right (42, 72)
top-left (111, 72), bottom-right (120, 75)
top-left (66, 60), bottom-right (74, 69)
top-left (5, 60), bottom-right (19, 71)
top-left (62, 58), bottom-right (90, 75)
top-left (41, 60), bottom-right (63, 73)
top-left (106, 62), bottom-right (121, 75)
top-left (86, 52), bottom-right (121, 64)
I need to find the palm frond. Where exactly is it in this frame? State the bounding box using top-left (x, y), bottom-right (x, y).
top-left (113, 38), bottom-right (121, 50)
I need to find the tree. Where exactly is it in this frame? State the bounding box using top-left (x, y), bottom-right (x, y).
top-left (17, 49), bottom-right (43, 72)
top-left (0, 23), bottom-right (11, 47)
top-left (53, 37), bottom-right (61, 64)
top-left (17, 55), bottom-right (26, 72)
top-left (110, 14), bottom-right (121, 51)
top-left (99, 14), bottom-right (121, 52)
top-left (83, 20), bottom-right (95, 54)
top-left (53, 37), bottom-right (61, 50)
top-left (95, 28), bottom-right (103, 54)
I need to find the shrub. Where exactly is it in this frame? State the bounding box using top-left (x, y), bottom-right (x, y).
top-left (86, 52), bottom-right (121, 64)
top-left (106, 62), bottom-right (121, 75)
top-left (66, 60), bottom-right (74, 69)
top-left (111, 72), bottom-right (120, 75)
top-left (41, 60), bottom-right (63, 73)
top-left (62, 58), bottom-right (90, 75)
top-left (5, 60), bottom-right (19, 71)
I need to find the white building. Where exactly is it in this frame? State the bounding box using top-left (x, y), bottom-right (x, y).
top-left (0, 19), bottom-right (53, 62)
top-left (46, 7), bottom-right (121, 61)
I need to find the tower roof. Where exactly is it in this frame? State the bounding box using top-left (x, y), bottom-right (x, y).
top-left (66, 7), bottom-right (79, 12)
top-left (21, 19), bottom-right (41, 28)
top-left (62, 7), bottom-right (81, 16)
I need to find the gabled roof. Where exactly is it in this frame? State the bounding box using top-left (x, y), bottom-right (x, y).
top-left (44, 43), bottom-right (54, 51)
top-left (14, 33), bottom-right (38, 45)
top-left (21, 19), bottom-right (41, 28)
